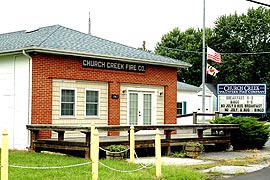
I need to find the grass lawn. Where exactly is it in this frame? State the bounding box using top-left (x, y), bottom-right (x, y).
top-left (0, 150), bottom-right (208, 180)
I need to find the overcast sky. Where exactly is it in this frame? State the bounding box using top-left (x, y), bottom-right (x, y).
top-left (1, 0), bottom-right (264, 50)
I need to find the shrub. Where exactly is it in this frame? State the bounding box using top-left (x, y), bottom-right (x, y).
top-left (168, 151), bottom-right (186, 158)
top-left (105, 144), bottom-right (128, 152)
top-left (212, 116), bottom-right (270, 150)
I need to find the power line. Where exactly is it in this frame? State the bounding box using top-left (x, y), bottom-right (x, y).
top-left (160, 46), bottom-right (202, 54)
top-left (221, 51), bottom-right (270, 55)
top-left (246, 0), bottom-right (270, 7)
top-left (159, 46), bottom-right (270, 55)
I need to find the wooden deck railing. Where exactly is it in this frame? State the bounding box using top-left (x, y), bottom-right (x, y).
top-left (26, 123), bottom-right (239, 158)
top-left (177, 111), bottom-right (220, 124)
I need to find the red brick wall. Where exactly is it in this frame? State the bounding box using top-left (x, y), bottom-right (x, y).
top-left (31, 53), bottom-right (177, 136)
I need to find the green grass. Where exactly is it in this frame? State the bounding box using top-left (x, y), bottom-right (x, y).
top-left (1, 150), bottom-right (208, 180)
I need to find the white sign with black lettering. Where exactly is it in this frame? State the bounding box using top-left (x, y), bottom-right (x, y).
top-left (82, 59), bottom-right (146, 73)
top-left (218, 95), bottom-right (266, 113)
top-left (217, 84), bottom-right (267, 114)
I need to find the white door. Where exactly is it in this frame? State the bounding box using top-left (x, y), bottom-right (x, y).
top-left (0, 56), bottom-right (30, 150)
top-left (128, 91), bottom-right (153, 125)
top-left (197, 95), bottom-right (212, 122)
top-left (198, 96), bottom-right (211, 113)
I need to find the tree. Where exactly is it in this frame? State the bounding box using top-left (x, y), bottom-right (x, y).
top-left (212, 7), bottom-right (270, 84)
top-left (155, 27), bottom-right (212, 86)
top-left (155, 7), bottom-right (270, 110)
top-left (212, 7), bottom-right (270, 109)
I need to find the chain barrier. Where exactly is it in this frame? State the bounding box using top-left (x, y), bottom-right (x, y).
top-left (9, 149), bottom-right (153, 172)
top-left (99, 146), bottom-right (130, 154)
top-left (98, 161), bottom-right (148, 173)
top-left (134, 151), bottom-right (154, 169)
top-left (9, 161), bottom-right (92, 169)
top-left (98, 148), bottom-right (154, 173)
top-left (9, 150), bottom-right (153, 173)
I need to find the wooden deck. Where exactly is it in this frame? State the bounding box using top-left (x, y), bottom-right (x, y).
top-left (27, 124), bottom-right (239, 158)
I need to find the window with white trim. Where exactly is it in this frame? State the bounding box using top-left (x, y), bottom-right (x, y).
top-left (85, 90), bottom-right (99, 116)
top-left (177, 101), bottom-right (187, 115)
top-left (61, 89), bottom-right (75, 116)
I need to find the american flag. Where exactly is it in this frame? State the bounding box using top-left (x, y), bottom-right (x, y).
top-left (207, 47), bottom-right (222, 63)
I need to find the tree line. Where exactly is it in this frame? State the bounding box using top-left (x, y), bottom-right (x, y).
top-left (154, 7), bottom-right (270, 112)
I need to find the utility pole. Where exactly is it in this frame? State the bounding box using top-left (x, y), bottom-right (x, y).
top-left (142, 41), bottom-right (146, 51)
top-left (202, 0), bottom-right (206, 123)
top-left (88, 12), bottom-right (91, 35)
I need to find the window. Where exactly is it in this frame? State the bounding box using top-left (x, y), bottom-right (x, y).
top-left (177, 101), bottom-right (187, 115)
top-left (129, 93), bottom-right (138, 125)
top-left (86, 90), bottom-right (99, 116)
top-left (143, 94), bottom-right (152, 125)
top-left (61, 89), bottom-right (75, 116)
top-left (177, 102), bottom-right (183, 115)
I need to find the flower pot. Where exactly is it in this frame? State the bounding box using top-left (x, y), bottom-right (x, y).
top-left (106, 152), bottom-right (126, 160)
top-left (185, 146), bottom-right (202, 152)
top-left (184, 142), bottom-right (203, 158)
top-left (185, 150), bottom-right (201, 158)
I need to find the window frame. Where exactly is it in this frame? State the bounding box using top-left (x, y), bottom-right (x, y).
top-left (177, 101), bottom-right (187, 115)
top-left (60, 87), bottom-right (77, 118)
top-left (177, 102), bottom-right (183, 115)
top-left (85, 89), bottom-right (100, 118)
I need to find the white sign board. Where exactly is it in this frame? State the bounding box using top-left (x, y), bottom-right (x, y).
top-left (218, 84), bottom-right (266, 114)
top-left (218, 95), bottom-right (265, 113)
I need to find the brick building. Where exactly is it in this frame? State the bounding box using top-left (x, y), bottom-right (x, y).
top-left (0, 25), bottom-right (190, 149)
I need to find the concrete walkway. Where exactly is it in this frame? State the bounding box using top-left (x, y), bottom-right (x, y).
top-left (133, 141), bottom-right (270, 178)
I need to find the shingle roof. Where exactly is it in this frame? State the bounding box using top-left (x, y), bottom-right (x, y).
top-left (0, 25), bottom-right (191, 68)
top-left (177, 82), bottom-right (200, 91)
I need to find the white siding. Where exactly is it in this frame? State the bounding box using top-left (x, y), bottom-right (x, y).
top-left (52, 79), bottom-right (108, 137)
top-left (177, 89), bottom-right (216, 125)
top-left (177, 90), bottom-right (199, 125)
top-left (0, 55), bottom-right (30, 149)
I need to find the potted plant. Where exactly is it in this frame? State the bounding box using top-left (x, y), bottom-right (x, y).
top-left (184, 142), bottom-right (204, 158)
top-left (105, 145), bottom-right (128, 160)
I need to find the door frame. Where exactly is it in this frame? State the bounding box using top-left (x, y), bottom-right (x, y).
top-left (127, 88), bottom-right (157, 125)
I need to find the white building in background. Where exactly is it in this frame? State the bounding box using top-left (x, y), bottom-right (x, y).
top-left (177, 82), bottom-right (217, 125)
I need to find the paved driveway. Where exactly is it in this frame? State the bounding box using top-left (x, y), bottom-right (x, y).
top-left (227, 166), bottom-right (270, 180)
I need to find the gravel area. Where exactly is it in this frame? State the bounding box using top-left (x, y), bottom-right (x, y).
top-left (201, 139), bottom-right (270, 160)
top-left (199, 140), bottom-right (270, 176)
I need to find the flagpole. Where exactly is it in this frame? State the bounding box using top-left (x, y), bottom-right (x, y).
top-left (202, 0), bottom-right (206, 123)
